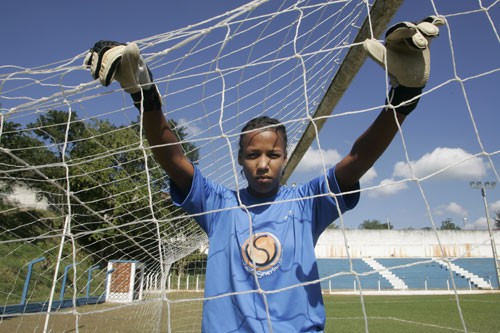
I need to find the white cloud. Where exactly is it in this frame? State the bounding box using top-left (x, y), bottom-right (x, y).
top-left (366, 178), bottom-right (408, 197)
top-left (463, 217), bottom-right (489, 230)
top-left (434, 202), bottom-right (468, 218)
top-left (445, 202), bottom-right (468, 216)
top-left (178, 118), bottom-right (202, 137)
top-left (294, 147), bottom-right (342, 173)
top-left (294, 146), bottom-right (490, 200)
top-left (360, 167), bottom-right (377, 185)
top-left (367, 148), bottom-right (487, 197)
top-left (461, 201), bottom-right (499, 230)
top-left (490, 200), bottom-right (500, 213)
top-left (393, 147), bottom-right (487, 180)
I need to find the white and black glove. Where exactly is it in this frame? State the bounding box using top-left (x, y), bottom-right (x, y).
top-left (363, 15), bottom-right (445, 115)
top-left (84, 40), bottom-right (162, 111)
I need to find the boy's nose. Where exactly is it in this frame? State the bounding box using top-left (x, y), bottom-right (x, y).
top-left (257, 156), bottom-right (270, 170)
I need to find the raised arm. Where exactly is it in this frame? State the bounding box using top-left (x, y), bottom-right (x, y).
top-left (335, 16), bottom-right (445, 192)
top-left (141, 104), bottom-right (194, 195)
top-left (335, 107), bottom-right (406, 192)
top-left (85, 41), bottom-right (194, 195)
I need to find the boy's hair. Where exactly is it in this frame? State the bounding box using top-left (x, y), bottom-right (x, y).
top-left (238, 116), bottom-right (288, 155)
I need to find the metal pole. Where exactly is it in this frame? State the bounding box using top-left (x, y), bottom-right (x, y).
top-left (60, 263), bottom-right (77, 303)
top-left (20, 257), bottom-right (46, 305)
top-left (470, 181), bottom-right (499, 289)
top-left (281, 0), bottom-right (404, 183)
top-left (86, 265), bottom-right (100, 298)
top-left (103, 268), bottom-right (115, 301)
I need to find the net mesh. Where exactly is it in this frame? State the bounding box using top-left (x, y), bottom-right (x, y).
top-left (0, 0), bottom-right (499, 332)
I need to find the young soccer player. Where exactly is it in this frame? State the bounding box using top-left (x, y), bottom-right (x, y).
top-left (85, 16), bottom-right (444, 332)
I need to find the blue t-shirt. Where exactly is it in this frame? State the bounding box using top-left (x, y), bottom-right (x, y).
top-left (171, 166), bottom-right (359, 332)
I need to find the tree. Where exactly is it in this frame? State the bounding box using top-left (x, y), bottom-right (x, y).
top-left (4, 110), bottom-right (200, 266)
top-left (495, 210), bottom-right (500, 230)
top-left (440, 218), bottom-right (461, 230)
top-left (326, 223), bottom-right (339, 230)
top-left (65, 117), bottom-right (201, 261)
top-left (0, 201), bottom-right (61, 240)
top-left (358, 219), bottom-right (393, 230)
top-left (167, 119), bottom-right (200, 164)
top-left (0, 120), bottom-right (62, 203)
top-left (27, 110), bottom-right (86, 159)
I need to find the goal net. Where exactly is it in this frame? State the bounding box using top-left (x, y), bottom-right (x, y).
top-left (1, 0), bottom-right (498, 332)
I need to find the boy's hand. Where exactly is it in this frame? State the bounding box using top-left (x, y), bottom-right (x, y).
top-left (363, 15), bottom-right (445, 88)
top-left (84, 40), bottom-right (161, 110)
top-left (84, 40), bottom-right (126, 87)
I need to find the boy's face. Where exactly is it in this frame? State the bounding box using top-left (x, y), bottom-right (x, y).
top-left (238, 129), bottom-right (287, 197)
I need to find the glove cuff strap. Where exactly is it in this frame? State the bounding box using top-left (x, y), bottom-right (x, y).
top-left (131, 85), bottom-right (162, 112)
top-left (386, 85), bottom-right (423, 115)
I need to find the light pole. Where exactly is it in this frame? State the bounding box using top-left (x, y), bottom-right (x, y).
top-left (470, 181), bottom-right (499, 289)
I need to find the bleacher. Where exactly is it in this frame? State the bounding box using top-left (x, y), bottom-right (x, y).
top-left (317, 258), bottom-right (391, 291)
top-left (317, 257), bottom-right (498, 291)
top-left (452, 258), bottom-right (499, 289)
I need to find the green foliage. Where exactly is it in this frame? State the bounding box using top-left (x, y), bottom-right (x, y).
top-left (358, 219), bottom-right (393, 230)
top-left (1, 109), bottom-right (200, 268)
top-left (0, 202), bottom-right (62, 240)
top-left (0, 120), bottom-right (62, 203)
top-left (167, 119), bottom-right (200, 164)
top-left (326, 223), bottom-right (339, 229)
top-left (0, 215), bottom-right (106, 304)
top-left (27, 110), bottom-right (85, 158)
top-left (440, 218), bottom-right (461, 230)
top-left (495, 210), bottom-right (500, 230)
top-left (170, 251), bottom-right (207, 276)
top-left (0, 109), bottom-right (202, 306)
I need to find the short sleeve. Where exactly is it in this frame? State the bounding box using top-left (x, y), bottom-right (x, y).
top-left (301, 166), bottom-right (360, 240)
top-left (170, 165), bottom-right (236, 235)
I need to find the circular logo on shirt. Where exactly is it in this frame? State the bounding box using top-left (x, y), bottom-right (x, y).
top-left (241, 232), bottom-right (282, 276)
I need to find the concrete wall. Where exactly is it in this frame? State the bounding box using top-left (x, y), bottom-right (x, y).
top-left (315, 229), bottom-right (500, 258)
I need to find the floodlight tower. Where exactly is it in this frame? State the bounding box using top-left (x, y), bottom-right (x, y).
top-left (470, 181), bottom-right (499, 289)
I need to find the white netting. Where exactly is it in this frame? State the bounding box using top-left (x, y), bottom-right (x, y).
top-left (0, 0), bottom-right (499, 332)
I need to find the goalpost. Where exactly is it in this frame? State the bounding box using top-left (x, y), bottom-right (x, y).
top-left (0, 0), bottom-right (498, 332)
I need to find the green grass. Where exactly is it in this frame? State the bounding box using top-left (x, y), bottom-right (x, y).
top-left (0, 240), bottom-right (106, 305)
top-left (324, 293), bottom-right (500, 333)
top-left (1, 292), bottom-right (499, 332)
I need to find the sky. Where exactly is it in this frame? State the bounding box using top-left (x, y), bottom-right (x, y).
top-left (1, 0), bottom-right (499, 231)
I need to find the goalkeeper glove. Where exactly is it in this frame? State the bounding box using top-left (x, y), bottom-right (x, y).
top-left (363, 15), bottom-right (445, 115)
top-left (84, 40), bottom-right (162, 111)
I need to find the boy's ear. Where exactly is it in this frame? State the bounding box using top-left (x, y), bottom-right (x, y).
top-left (238, 152), bottom-right (242, 166)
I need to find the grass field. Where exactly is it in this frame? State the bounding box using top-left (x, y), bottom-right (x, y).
top-left (324, 293), bottom-right (500, 333)
top-left (1, 292), bottom-right (499, 332)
